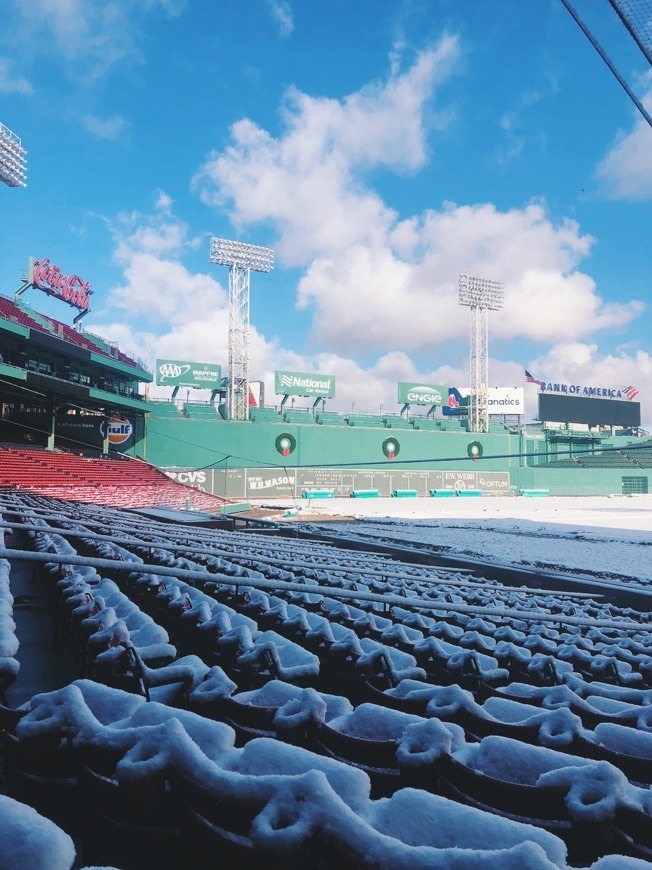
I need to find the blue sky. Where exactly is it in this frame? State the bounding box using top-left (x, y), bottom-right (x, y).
top-left (1, 0), bottom-right (651, 424)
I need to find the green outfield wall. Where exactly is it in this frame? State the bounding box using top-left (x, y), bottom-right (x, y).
top-left (142, 416), bottom-right (516, 472)
top-left (510, 466), bottom-right (650, 496)
top-left (12, 406), bottom-right (646, 498)
top-left (142, 416), bottom-right (651, 499)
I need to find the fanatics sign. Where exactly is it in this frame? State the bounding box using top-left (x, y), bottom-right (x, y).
top-left (444, 387), bottom-right (525, 416)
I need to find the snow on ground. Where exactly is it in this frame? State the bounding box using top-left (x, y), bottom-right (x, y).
top-left (262, 495), bottom-right (652, 586)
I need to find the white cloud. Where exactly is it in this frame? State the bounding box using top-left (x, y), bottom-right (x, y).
top-left (195, 44), bottom-right (643, 356)
top-left (497, 88), bottom-right (545, 162)
top-left (155, 190), bottom-right (173, 214)
top-left (596, 79), bottom-right (652, 199)
top-left (94, 45), bottom-right (648, 425)
top-left (195, 39), bottom-right (460, 266)
top-left (81, 114), bottom-right (126, 140)
top-left (97, 195), bottom-right (468, 413)
top-left (97, 194), bottom-right (650, 427)
top-left (0, 58), bottom-right (32, 94)
top-left (295, 202), bottom-right (643, 353)
top-left (105, 195), bottom-right (225, 324)
top-left (4, 0), bottom-right (187, 81)
top-left (267, 0), bottom-right (293, 37)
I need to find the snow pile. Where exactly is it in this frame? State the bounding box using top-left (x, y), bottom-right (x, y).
top-left (0, 795), bottom-right (76, 870)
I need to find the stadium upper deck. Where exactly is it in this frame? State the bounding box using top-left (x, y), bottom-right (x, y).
top-left (0, 293), bottom-right (151, 451)
top-left (0, 294), bottom-right (148, 375)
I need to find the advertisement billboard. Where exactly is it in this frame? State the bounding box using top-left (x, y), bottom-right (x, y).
top-left (536, 380), bottom-right (639, 401)
top-left (275, 370), bottom-right (336, 398)
top-left (161, 466), bottom-right (511, 498)
top-left (443, 387), bottom-right (525, 416)
top-left (28, 256), bottom-right (92, 312)
top-left (155, 359), bottom-right (222, 389)
top-left (538, 393), bottom-right (641, 427)
top-left (398, 383), bottom-right (448, 405)
top-left (54, 416), bottom-right (136, 453)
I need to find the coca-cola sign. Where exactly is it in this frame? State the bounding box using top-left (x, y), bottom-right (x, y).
top-left (30, 257), bottom-right (92, 311)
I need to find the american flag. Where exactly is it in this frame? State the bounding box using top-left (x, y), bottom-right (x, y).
top-left (524, 369), bottom-right (544, 387)
top-left (622, 385), bottom-right (640, 401)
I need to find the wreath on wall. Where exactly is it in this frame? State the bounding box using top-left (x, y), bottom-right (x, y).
top-left (467, 441), bottom-right (483, 461)
top-left (275, 433), bottom-right (297, 456)
top-left (382, 437), bottom-right (400, 460)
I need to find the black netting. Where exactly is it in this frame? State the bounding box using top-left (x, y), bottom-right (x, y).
top-left (609, 0), bottom-right (652, 66)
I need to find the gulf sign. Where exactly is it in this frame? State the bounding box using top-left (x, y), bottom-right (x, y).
top-left (29, 257), bottom-right (92, 312)
top-left (398, 382), bottom-right (447, 405)
top-left (100, 417), bottom-right (133, 445)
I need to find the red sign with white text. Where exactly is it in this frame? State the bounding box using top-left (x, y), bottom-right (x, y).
top-left (30, 258), bottom-right (91, 311)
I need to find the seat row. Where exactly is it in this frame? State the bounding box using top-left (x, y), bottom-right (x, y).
top-left (4, 677), bottom-right (650, 868)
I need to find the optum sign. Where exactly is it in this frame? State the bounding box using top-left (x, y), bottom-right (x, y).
top-left (398, 382), bottom-right (447, 405)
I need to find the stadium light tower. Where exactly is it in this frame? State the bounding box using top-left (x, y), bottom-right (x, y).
top-left (459, 274), bottom-right (504, 434)
top-left (209, 237), bottom-right (274, 421)
top-left (0, 122), bottom-right (27, 188)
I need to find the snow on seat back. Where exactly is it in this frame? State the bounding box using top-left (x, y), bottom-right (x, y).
top-left (329, 622), bottom-right (363, 652)
top-left (380, 622), bottom-right (424, 645)
top-left (358, 637), bottom-right (425, 681)
top-left (283, 603), bottom-right (312, 630)
top-left (238, 630), bottom-right (320, 680)
top-left (564, 674), bottom-right (652, 705)
top-left (363, 788), bottom-right (568, 868)
top-left (230, 736), bottom-right (371, 811)
top-left (454, 734), bottom-right (592, 785)
top-left (481, 696), bottom-right (583, 747)
top-left (304, 612), bottom-right (336, 642)
top-left (327, 702), bottom-right (426, 741)
top-left (111, 700), bottom-right (236, 761)
top-left (592, 722), bottom-right (652, 759)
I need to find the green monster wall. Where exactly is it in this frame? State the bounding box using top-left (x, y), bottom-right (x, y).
top-left (141, 416), bottom-right (515, 498)
top-left (142, 417), bottom-right (515, 470)
top-left (140, 415), bottom-right (652, 499)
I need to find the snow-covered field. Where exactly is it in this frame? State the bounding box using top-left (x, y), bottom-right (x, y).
top-left (270, 495), bottom-right (652, 588)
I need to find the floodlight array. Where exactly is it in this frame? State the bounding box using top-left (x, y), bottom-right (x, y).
top-left (459, 274), bottom-right (504, 310)
top-left (0, 122), bottom-right (27, 188)
top-left (209, 238), bottom-right (274, 273)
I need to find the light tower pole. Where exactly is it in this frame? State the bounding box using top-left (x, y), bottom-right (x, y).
top-left (209, 238), bottom-right (274, 421)
top-left (0, 122), bottom-right (27, 188)
top-left (458, 274), bottom-right (504, 434)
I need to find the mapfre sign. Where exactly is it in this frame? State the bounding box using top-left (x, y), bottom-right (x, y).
top-left (29, 257), bottom-right (92, 312)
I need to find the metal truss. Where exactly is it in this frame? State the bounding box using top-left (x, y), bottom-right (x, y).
top-left (459, 274), bottom-right (504, 435)
top-left (227, 264), bottom-right (251, 422)
top-left (209, 238), bottom-right (274, 422)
